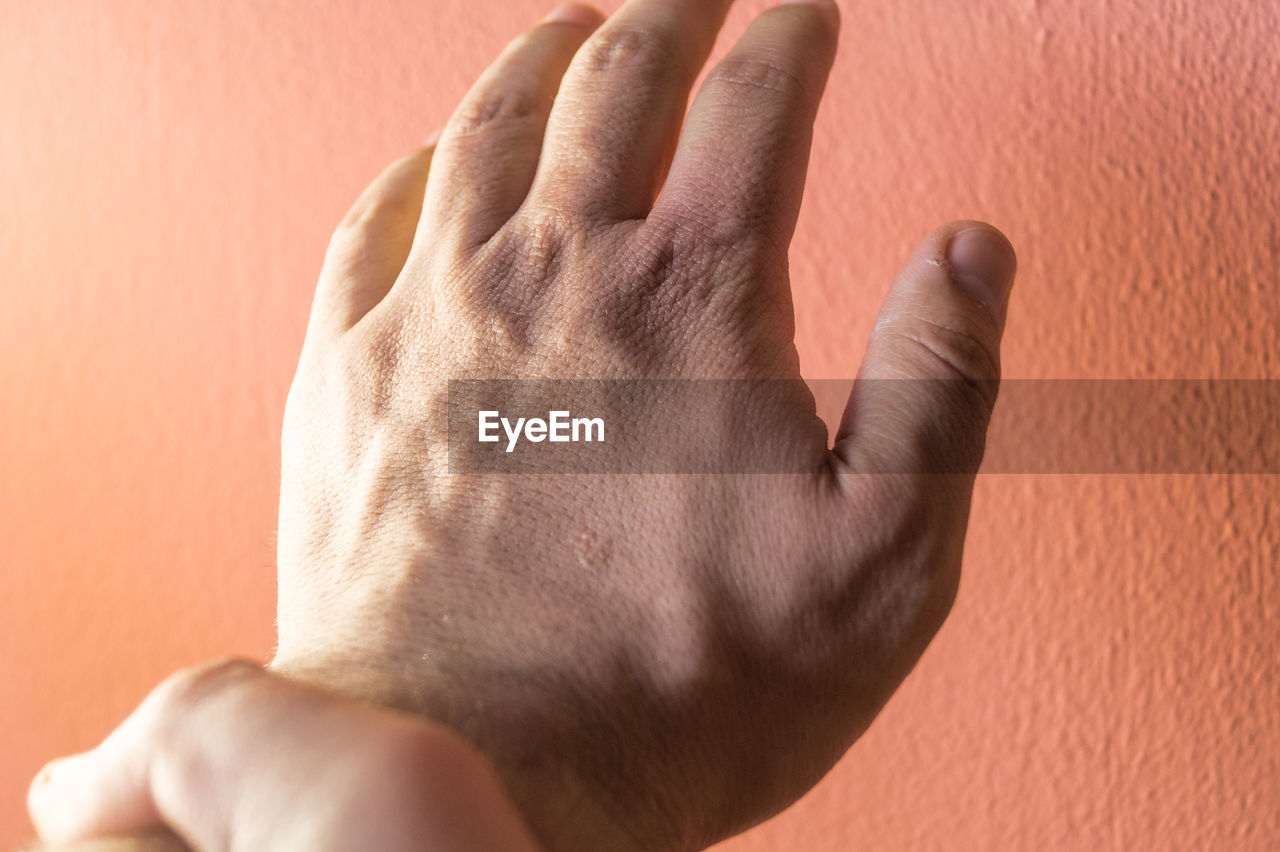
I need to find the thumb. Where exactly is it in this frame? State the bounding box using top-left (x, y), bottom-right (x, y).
top-left (834, 221), bottom-right (1017, 476)
top-left (27, 659), bottom-right (543, 852)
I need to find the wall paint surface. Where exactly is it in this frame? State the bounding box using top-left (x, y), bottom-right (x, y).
top-left (1, 0), bottom-right (1276, 849)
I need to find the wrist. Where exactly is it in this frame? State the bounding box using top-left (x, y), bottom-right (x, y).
top-left (266, 653), bottom-right (654, 852)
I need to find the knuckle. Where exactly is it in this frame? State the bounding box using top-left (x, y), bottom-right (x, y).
top-left (144, 658), bottom-right (262, 852)
top-left (513, 203), bottom-right (593, 247)
top-left (655, 179), bottom-right (789, 257)
top-left (334, 209), bottom-right (370, 239)
top-left (712, 204), bottom-right (779, 253)
top-left (619, 222), bottom-right (715, 304)
top-left (332, 152), bottom-right (429, 239)
top-left (155, 657), bottom-right (261, 713)
top-left (568, 233), bottom-right (692, 363)
top-left (647, 200), bottom-right (767, 262)
top-left (146, 660), bottom-right (262, 791)
top-left (451, 87), bottom-right (540, 137)
top-left (334, 197), bottom-right (409, 242)
top-left (579, 25), bottom-right (674, 76)
top-left (705, 54), bottom-right (809, 105)
top-left (894, 316), bottom-right (1001, 409)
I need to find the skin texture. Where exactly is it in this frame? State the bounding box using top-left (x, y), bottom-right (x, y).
top-left (27, 0), bottom-right (1018, 849)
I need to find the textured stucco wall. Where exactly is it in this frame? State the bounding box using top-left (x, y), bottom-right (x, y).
top-left (2, 0), bottom-right (1277, 848)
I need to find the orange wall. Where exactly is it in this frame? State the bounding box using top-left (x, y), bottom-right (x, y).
top-left (2, 0), bottom-right (1277, 848)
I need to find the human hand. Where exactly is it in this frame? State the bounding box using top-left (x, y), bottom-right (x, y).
top-left (269, 0), bottom-right (1016, 848)
top-left (31, 0), bottom-right (1017, 848)
top-left (26, 660), bottom-right (544, 852)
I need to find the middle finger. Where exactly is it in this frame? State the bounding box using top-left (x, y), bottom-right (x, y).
top-left (527, 0), bottom-right (735, 223)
